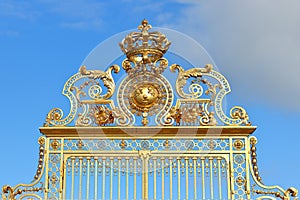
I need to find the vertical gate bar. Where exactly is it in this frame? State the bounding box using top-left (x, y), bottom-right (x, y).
top-left (218, 158), bottom-right (222, 199)
top-left (169, 159), bottom-right (172, 200)
top-left (145, 156), bottom-right (149, 199)
top-left (79, 157), bottom-right (83, 200)
top-left (226, 159), bottom-right (231, 200)
top-left (134, 158), bottom-right (137, 200)
top-left (63, 158), bottom-right (67, 199)
top-left (102, 159), bottom-right (106, 200)
top-left (245, 137), bottom-right (251, 199)
top-left (59, 139), bottom-right (64, 200)
top-left (44, 139), bottom-right (49, 200)
top-left (193, 158), bottom-right (197, 200)
top-left (201, 158), bottom-right (205, 199)
top-left (161, 158), bottom-right (165, 200)
top-left (142, 156), bottom-right (149, 200)
top-left (153, 158), bottom-right (157, 200)
top-left (209, 157), bottom-right (214, 200)
top-left (71, 157), bottom-right (75, 200)
top-left (118, 158), bottom-right (121, 200)
top-left (86, 157), bottom-right (90, 200)
top-left (94, 157), bottom-right (98, 200)
top-left (142, 158), bottom-right (144, 200)
top-left (110, 158), bottom-right (113, 200)
top-left (229, 138), bottom-right (235, 199)
top-left (185, 158), bottom-right (189, 200)
top-left (177, 158), bottom-right (181, 200)
top-left (126, 158), bottom-right (129, 200)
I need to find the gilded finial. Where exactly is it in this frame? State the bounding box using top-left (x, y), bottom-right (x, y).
top-left (138, 19), bottom-right (151, 30)
top-left (119, 19), bottom-right (171, 64)
top-left (142, 19), bottom-right (148, 26)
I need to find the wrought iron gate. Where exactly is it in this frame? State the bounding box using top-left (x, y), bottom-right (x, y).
top-left (47, 136), bottom-right (233, 200)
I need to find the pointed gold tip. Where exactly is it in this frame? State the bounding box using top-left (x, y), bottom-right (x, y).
top-left (142, 19), bottom-right (148, 26)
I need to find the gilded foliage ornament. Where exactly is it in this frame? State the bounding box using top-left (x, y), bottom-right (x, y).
top-left (43, 20), bottom-right (251, 127)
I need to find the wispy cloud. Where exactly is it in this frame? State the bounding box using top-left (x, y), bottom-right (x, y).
top-left (166, 0), bottom-right (300, 110)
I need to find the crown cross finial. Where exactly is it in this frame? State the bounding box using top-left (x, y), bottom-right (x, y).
top-left (138, 19), bottom-right (152, 32)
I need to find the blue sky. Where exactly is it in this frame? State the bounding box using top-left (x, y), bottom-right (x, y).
top-left (0, 0), bottom-right (299, 193)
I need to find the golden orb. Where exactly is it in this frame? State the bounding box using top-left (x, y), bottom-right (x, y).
top-left (133, 84), bottom-right (158, 108)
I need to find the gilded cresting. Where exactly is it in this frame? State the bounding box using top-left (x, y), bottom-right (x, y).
top-left (1, 20), bottom-right (298, 200)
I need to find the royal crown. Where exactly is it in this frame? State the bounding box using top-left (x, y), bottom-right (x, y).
top-left (119, 19), bottom-right (171, 63)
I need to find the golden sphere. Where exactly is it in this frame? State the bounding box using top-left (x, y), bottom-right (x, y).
top-left (133, 84), bottom-right (158, 108)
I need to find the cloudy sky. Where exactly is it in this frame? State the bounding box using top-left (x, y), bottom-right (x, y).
top-left (0, 0), bottom-right (299, 193)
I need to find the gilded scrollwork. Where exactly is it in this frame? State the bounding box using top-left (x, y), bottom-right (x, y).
top-left (249, 136), bottom-right (299, 200)
top-left (75, 104), bottom-right (92, 126)
top-left (163, 100), bottom-right (216, 126)
top-left (170, 62), bottom-right (252, 126)
top-left (75, 101), bottom-right (132, 127)
top-left (170, 63), bottom-right (213, 99)
top-left (43, 20), bottom-right (252, 127)
top-left (253, 187), bottom-right (298, 200)
top-left (230, 106), bottom-right (251, 126)
top-left (111, 107), bottom-right (132, 126)
top-left (44, 108), bottom-right (63, 127)
top-left (79, 65), bottom-right (120, 99)
top-left (45, 64), bottom-right (121, 127)
top-left (1, 139), bottom-right (45, 200)
top-left (44, 73), bottom-right (83, 127)
top-left (2, 185), bottom-right (43, 200)
top-left (164, 107), bottom-right (182, 126)
top-left (202, 79), bottom-right (222, 104)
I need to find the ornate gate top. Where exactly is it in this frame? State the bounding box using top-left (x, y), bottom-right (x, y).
top-left (44, 20), bottom-right (251, 128)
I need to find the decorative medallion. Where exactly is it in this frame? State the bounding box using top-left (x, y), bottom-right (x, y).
top-left (118, 71), bottom-right (173, 125)
top-left (234, 139), bottom-right (244, 150)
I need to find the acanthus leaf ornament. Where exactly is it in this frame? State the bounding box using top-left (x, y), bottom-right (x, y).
top-left (170, 63), bottom-right (213, 99)
top-left (79, 64), bottom-right (120, 100)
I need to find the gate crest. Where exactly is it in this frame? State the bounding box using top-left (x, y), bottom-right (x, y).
top-left (44, 19), bottom-right (250, 128)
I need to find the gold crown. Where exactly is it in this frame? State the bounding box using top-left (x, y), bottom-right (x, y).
top-left (119, 19), bottom-right (171, 63)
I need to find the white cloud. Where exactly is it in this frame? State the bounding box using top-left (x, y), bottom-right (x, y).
top-left (166, 0), bottom-right (300, 111)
